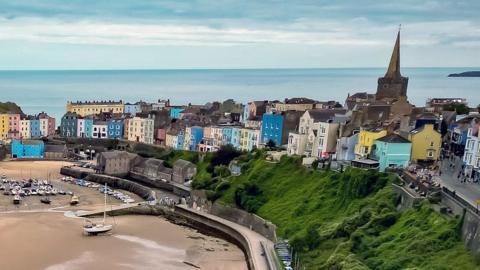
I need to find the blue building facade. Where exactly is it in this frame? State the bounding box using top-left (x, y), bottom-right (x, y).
top-left (107, 119), bottom-right (124, 139)
top-left (222, 127), bottom-right (232, 145)
top-left (189, 126), bottom-right (204, 151)
top-left (170, 107), bottom-right (184, 119)
top-left (242, 104), bottom-right (250, 123)
top-left (61, 112), bottom-right (78, 137)
top-left (230, 127), bottom-right (241, 149)
top-left (84, 118), bottom-right (93, 138)
top-left (261, 113), bottom-right (284, 146)
top-left (30, 119), bottom-right (41, 138)
top-left (124, 103), bottom-right (141, 116)
top-left (11, 140), bottom-right (45, 158)
top-left (177, 132), bottom-right (185, 150)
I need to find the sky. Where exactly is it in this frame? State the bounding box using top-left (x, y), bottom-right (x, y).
top-left (0, 0), bottom-right (478, 70)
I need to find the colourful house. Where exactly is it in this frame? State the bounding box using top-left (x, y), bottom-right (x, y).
top-left (11, 139), bottom-right (45, 158)
top-left (355, 128), bottom-right (387, 158)
top-left (30, 119), bottom-right (41, 138)
top-left (230, 127), bottom-right (241, 149)
top-left (261, 113), bottom-right (283, 146)
top-left (170, 107), bottom-right (184, 119)
top-left (61, 112), bottom-right (79, 137)
top-left (8, 113), bottom-right (20, 140)
top-left (189, 126), bottom-right (204, 151)
top-left (373, 134), bottom-right (411, 172)
top-left (408, 124), bottom-right (441, 162)
top-left (0, 114), bottom-right (8, 140)
top-left (108, 119), bottom-right (124, 139)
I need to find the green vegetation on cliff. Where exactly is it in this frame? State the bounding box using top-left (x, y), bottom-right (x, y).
top-left (0, 102), bottom-right (23, 114)
top-left (193, 150), bottom-right (478, 269)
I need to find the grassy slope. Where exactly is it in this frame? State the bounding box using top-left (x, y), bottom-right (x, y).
top-left (0, 102), bottom-right (23, 114)
top-left (214, 153), bottom-right (478, 270)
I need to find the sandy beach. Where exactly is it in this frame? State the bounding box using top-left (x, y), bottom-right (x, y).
top-left (0, 161), bottom-right (248, 270)
top-left (0, 213), bottom-right (248, 270)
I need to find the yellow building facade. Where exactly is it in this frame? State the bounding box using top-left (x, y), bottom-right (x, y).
top-left (408, 124), bottom-right (441, 162)
top-left (66, 101), bottom-right (124, 117)
top-left (0, 114), bottom-right (9, 140)
top-left (354, 128), bottom-right (387, 158)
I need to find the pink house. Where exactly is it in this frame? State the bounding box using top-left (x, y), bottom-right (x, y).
top-left (156, 128), bottom-right (167, 145)
top-left (8, 113), bottom-right (20, 140)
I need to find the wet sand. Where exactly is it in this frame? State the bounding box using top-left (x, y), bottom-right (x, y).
top-left (0, 213), bottom-right (248, 270)
top-left (0, 161), bottom-right (248, 269)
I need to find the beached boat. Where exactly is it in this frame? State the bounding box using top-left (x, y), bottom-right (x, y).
top-left (40, 197), bottom-right (51, 204)
top-left (70, 195), bottom-right (79, 205)
top-left (83, 183), bottom-right (113, 235)
top-left (13, 195), bottom-right (21, 205)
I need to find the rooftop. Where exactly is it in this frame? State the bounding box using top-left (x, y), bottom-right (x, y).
top-left (376, 133), bottom-right (410, 143)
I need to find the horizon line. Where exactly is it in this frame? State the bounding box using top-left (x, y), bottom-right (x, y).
top-left (0, 66), bottom-right (478, 72)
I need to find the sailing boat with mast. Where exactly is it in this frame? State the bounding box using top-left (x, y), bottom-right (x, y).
top-left (83, 183), bottom-right (113, 235)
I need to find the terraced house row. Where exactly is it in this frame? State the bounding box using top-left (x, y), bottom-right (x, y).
top-left (0, 112), bottom-right (55, 141)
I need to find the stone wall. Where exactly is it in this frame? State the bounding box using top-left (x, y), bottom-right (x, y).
top-left (210, 202), bottom-right (277, 242)
top-left (391, 184), bottom-right (422, 211)
top-left (60, 167), bottom-right (91, 179)
top-left (85, 174), bottom-right (156, 201)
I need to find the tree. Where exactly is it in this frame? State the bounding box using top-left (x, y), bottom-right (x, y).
top-left (208, 144), bottom-right (241, 173)
top-left (443, 103), bottom-right (470, 115)
top-left (266, 139), bottom-right (277, 149)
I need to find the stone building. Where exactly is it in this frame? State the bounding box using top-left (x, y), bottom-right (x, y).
top-left (97, 150), bottom-right (138, 177)
top-left (66, 100), bottom-right (124, 117)
top-left (376, 31), bottom-right (408, 102)
top-left (172, 159), bottom-right (197, 184)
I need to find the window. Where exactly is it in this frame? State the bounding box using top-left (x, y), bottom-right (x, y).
top-left (427, 151), bottom-right (434, 158)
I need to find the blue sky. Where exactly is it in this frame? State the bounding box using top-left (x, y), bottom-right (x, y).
top-left (0, 0), bottom-right (478, 69)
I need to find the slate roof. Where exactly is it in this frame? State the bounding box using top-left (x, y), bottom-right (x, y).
top-left (376, 134), bottom-right (410, 143)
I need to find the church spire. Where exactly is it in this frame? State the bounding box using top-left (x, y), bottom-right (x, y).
top-left (385, 28), bottom-right (401, 78)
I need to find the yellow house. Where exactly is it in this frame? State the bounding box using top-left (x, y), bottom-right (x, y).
top-left (408, 124), bottom-right (441, 162)
top-left (0, 114), bottom-right (8, 140)
top-left (66, 100), bottom-right (124, 117)
top-left (354, 128), bottom-right (387, 158)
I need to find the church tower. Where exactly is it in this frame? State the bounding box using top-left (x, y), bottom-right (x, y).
top-left (376, 30), bottom-right (408, 101)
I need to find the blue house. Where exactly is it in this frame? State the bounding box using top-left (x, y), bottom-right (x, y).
top-left (84, 117), bottom-right (93, 138)
top-left (373, 134), bottom-right (411, 172)
top-left (189, 126), bottom-right (204, 151)
top-left (107, 119), bottom-right (124, 139)
top-left (124, 103), bottom-right (141, 116)
top-left (61, 112), bottom-right (78, 137)
top-left (30, 119), bottom-right (41, 138)
top-left (177, 132), bottom-right (185, 149)
top-left (242, 104), bottom-right (250, 123)
top-left (11, 140), bottom-right (45, 158)
top-left (261, 113), bottom-right (284, 146)
top-left (170, 107), bottom-right (184, 119)
top-left (230, 127), bottom-right (241, 149)
top-left (222, 127), bottom-right (232, 145)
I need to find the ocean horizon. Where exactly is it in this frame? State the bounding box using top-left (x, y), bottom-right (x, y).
top-left (0, 67), bottom-right (478, 121)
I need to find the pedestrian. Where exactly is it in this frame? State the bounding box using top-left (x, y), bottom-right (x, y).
top-left (439, 170), bottom-right (442, 176)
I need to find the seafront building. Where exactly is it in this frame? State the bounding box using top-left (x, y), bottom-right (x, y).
top-left (66, 100), bottom-right (124, 117)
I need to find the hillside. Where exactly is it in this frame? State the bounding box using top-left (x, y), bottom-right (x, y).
top-left (0, 102), bottom-right (23, 114)
top-left (193, 150), bottom-right (479, 269)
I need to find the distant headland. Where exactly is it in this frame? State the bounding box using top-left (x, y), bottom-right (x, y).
top-left (448, 71), bottom-right (480, 77)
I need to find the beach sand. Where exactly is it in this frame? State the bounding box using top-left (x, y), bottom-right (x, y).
top-left (0, 161), bottom-right (248, 269)
top-left (0, 212), bottom-right (248, 270)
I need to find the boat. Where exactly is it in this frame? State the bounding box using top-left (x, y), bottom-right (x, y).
top-left (83, 183), bottom-right (113, 235)
top-left (40, 197), bottom-right (51, 204)
top-left (13, 195), bottom-right (21, 205)
top-left (70, 195), bottom-right (79, 205)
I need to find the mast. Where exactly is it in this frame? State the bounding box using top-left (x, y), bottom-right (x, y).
top-left (103, 182), bottom-right (107, 223)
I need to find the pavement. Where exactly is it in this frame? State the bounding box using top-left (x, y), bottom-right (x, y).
top-left (436, 155), bottom-right (480, 207)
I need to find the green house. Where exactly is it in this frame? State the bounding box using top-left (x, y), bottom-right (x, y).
top-left (373, 134), bottom-right (411, 172)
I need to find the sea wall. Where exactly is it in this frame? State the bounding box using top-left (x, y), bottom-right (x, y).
top-left (60, 167), bottom-right (91, 179)
top-left (174, 205), bottom-right (257, 270)
top-left (210, 203), bottom-right (277, 242)
top-left (391, 184), bottom-right (422, 211)
top-left (85, 174), bottom-right (156, 201)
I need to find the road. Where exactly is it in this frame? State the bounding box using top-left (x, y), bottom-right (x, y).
top-left (436, 155), bottom-right (480, 207)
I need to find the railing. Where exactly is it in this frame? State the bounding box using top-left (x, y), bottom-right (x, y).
top-left (442, 186), bottom-right (478, 214)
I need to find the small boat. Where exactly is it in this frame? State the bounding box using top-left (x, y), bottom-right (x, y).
top-left (40, 197), bottom-right (51, 204)
top-left (83, 183), bottom-right (113, 235)
top-left (70, 195), bottom-right (79, 205)
top-left (13, 195), bottom-right (21, 205)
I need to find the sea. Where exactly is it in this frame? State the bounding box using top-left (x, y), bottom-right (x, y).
top-left (0, 68), bottom-right (478, 121)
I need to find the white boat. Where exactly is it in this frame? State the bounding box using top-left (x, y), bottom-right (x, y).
top-left (13, 195), bottom-right (21, 205)
top-left (83, 183), bottom-right (113, 235)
